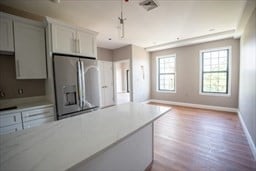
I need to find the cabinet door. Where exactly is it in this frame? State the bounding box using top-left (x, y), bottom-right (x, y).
top-left (22, 107), bottom-right (54, 122)
top-left (0, 123), bottom-right (23, 135)
top-left (77, 30), bottom-right (97, 58)
top-left (0, 13), bottom-right (14, 52)
top-left (0, 112), bottom-right (22, 127)
top-left (14, 21), bottom-right (47, 79)
top-left (23, 116), bottom-right (54, 130)
top-left (52, 23), bottom-right (76, 54)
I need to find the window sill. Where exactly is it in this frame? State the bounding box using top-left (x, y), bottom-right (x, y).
top-left (199, 92), bottom-right (231, 97)
top-left (157, 90), bottom-right (176, 93)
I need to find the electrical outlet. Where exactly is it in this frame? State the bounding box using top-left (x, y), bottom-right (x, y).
top-left (18, 88), bottom-right (24, 95)
top-left (0, 89), bottom-right (5, 97)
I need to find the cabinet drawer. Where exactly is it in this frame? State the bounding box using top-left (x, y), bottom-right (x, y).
top-left (0, 123), bottom-right (23, 135)
top-left (0, 112), bottom-right (22, 127)
top-left (23, 116), bottom-right (54, 129)
top-left (22, 107), bottom-right (54, 122)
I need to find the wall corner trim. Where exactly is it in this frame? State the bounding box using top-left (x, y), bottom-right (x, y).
top-left (237, 111), bottom-right (256, 160)
top-left (146, 99), bottom-right (238, 113)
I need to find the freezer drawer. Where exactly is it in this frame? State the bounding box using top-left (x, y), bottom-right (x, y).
top-left (0, 112), bottom-right (22, 127)
top-left (22, 107), bottom-right (54, 122)
top-left (23, 116), bottom-right (55, 129)
top-left (0, 123), bottom-right (23, 135)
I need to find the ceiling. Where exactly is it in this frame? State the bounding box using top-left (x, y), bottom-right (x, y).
top-left (0, 0), bottom-right (246, 50)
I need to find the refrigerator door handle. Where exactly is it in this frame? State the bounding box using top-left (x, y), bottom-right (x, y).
top-left (77, 61), bottom-right (83, 108)
top-left (81, 61), bottom-right (86, 109)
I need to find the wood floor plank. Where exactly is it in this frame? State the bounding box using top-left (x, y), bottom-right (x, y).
top-left (149, 103), bottom-right (256, 171)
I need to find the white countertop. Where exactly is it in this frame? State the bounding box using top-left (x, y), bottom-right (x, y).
top-left (0, 96), bottom-right (53, 115)
top-left (0, 103), bottom-right (170, 171)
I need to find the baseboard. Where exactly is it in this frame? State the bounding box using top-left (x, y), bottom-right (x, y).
top-left (238, 111), bottom-right (256, 160)
top-left (147, 99), bottom-right (238, 113)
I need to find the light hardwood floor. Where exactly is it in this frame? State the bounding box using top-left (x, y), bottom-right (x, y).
top-left (148, 102), bottom-right (256, 171)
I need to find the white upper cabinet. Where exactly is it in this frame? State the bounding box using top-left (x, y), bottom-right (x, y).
top-left (77, 29), bottom-right (97, 57)
top-left (47, 18), bottom-right (97, 58)
top-left (51, 24), bottom-right (77, 55)
top-left (14, 20), bottom-right (47, 79)
top-left (0, 13), bottom-right (14, 52)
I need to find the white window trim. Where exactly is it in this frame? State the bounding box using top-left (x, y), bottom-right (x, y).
top-left (156, 54), bottom-right (176, 93)
top-left (199, 46), bottom-right (232, 97)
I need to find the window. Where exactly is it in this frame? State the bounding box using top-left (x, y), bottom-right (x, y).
top-left (157, 55), bottom-right (176, 92)
top-left (200, 47), bottom-right (231, 95)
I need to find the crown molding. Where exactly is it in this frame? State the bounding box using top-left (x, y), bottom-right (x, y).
top-left (146, 30), bottom-right (235, 52)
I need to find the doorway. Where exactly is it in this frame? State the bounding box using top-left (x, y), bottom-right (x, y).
top-left (114, 60), bottom-right (130, 105)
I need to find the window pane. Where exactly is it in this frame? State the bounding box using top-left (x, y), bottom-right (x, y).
top-left (158, 56), bottom-right (176, 91)
top-left (159, 74), bottom-right (175, 91)
top-left (202, 50), bottom-right (228, 72)
top-left (203, 73), bottom-right (227, 93)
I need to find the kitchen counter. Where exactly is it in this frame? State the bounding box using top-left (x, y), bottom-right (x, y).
top-left (0, 96), bottom-right (53, 115)
top-left (0, 103), bottom-right (170, 171)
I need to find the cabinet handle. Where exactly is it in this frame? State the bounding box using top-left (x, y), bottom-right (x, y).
top-left (16, 60), bottom-right (20, 77)
top-left (25, 111), bottom-right (51, 118)
top-left (13, 115), bottom-right (16, 122)
top-left (15, 128), bottom-right (18, 132)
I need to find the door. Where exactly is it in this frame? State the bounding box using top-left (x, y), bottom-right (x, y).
top-left (0, 13), bottom-right (14, 52)
top-left (99, 61), bottom-right (114, 107)
top-left (77, 30), bottom-right (97, 58)
top-left (14, 20), bottom-right (47, 79)
top-left (52, 23), bottom-right (76, 54)
top-left (54, 55), bottom-right (81, 116)
top-left (80, 58), bottom-right (100, 110)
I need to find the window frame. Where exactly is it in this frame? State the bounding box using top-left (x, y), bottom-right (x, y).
top-left (199, 46), bottom-right (232, 96)
top-left (156, 54), bottom-right (176, 93)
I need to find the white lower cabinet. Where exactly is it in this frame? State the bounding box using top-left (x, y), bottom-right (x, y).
top-left (23, 117), bottom-right (54, 129)
top-left (0, 106), bottom-right (54, 135)
top-left (22, 107), bottom-right (54, 130)
top-left (0, 124), bottom-right (23, 135)
top-left (0, 112), bottom-right (22, 135)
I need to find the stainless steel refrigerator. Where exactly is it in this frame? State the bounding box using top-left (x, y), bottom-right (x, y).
top-left (53, 54), bottom-right (100, 119)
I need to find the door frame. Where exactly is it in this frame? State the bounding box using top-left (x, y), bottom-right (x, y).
top-left (113, 59), bottom-right (131, 105)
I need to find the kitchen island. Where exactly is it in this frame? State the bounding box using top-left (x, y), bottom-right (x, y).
top-left (0, 103), bottom-right (170, 171)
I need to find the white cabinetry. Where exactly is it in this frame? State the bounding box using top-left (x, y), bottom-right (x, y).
top-left (14, 19), bottom-right (47, 79)
top-left (77, 29), bottom-right (97, 57)
top-left (48, 19), bottom-right (97, 58)
top-left (0, 12), bottom-right (14, 52)
top-left (0, 106), bottom-right (54, 135)
top-left (99, 61), bottom-right (114, 107)
top-left (52, 24), bottom-right (77, 55)
top-left (22, 107), bottom-right (54, 129)
top-left (0, 112), bottom-right (22, 135)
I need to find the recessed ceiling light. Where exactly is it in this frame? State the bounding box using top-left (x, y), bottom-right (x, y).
top-left (209, 29), bottom-right (215, 32)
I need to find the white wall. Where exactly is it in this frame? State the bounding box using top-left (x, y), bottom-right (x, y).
top-left (239, 8), bottom-right (256, 151)
top-left (150, 38), bottom-right (240, 108)
top-left (115, 62), bottom-right (122, 93)
top-left (131, 45), bottom-right (151, 102)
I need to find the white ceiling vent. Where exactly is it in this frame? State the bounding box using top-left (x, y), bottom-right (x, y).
top-left (139, 0), bottom-right (159, 11)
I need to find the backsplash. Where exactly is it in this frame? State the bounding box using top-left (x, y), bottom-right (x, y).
top-left (0, 55), bottom-right (45, 99)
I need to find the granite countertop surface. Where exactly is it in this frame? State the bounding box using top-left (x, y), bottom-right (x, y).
top-left (0, 102), bottom-right (170, 171)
